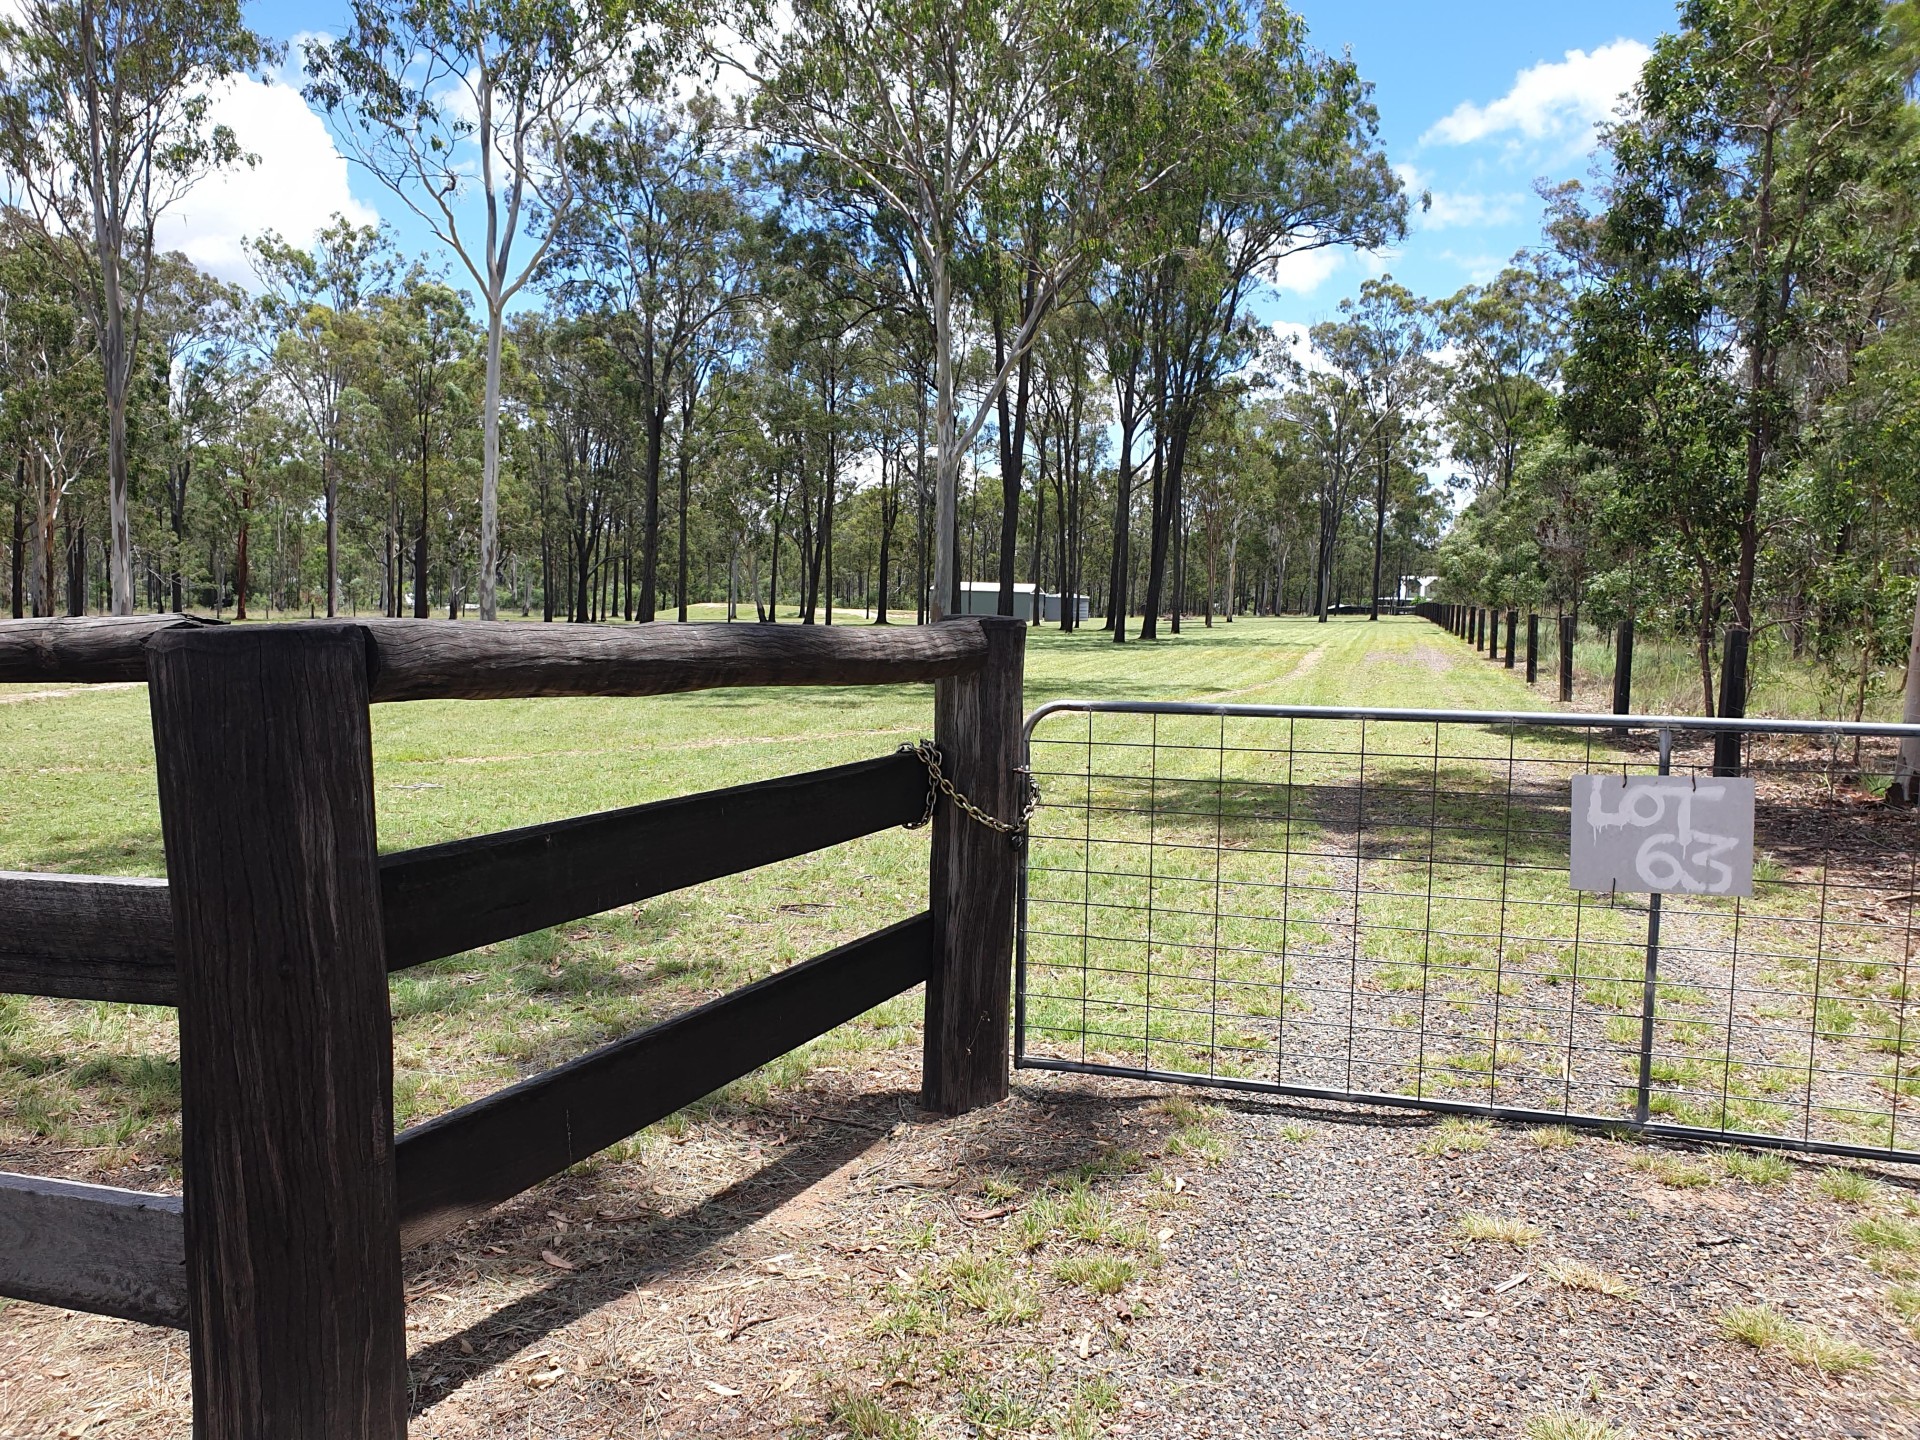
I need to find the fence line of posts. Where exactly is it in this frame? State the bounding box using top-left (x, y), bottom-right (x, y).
top-left (1414, 602), bottom-right (1599, 708)
top-left (0, 613), bottom-right (1028, 1437)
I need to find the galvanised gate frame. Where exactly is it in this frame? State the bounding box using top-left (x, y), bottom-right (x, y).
top-left (1015, 700), bottom-right (1920, 1164)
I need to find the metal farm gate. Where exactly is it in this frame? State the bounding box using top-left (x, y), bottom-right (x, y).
top-left (1014, 701), bottom-right (1920, 1164)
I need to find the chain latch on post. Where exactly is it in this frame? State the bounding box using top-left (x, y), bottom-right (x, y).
top-left (898, 740), bottom-right (1038, 841)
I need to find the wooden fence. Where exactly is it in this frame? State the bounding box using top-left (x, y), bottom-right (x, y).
top-left (0, 613), bottom-right (1026, 1438)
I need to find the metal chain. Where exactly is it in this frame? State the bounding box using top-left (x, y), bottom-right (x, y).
top-left (898, 740), bottom-right (1039, 837)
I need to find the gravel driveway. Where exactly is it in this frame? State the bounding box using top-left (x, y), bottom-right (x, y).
top-left (1107, 1086), bottom-right (1920, 1440)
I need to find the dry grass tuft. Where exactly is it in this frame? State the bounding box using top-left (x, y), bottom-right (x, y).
top-left (1522, 1412), bottom-right (1635, 1440)
top-left (827, 1389), bottom-right (926, 1439)
top-left (1717, 1303), bottom-right (1876, 1376)
top-left (1051, 1254), bottom-right (1138, 1295)
top-left (1417, 1117), bottom-right (1493, 1157)
top-left (1716, 1149), bottom-right (1792, 1186)
top-left (1455, 1211), bottom-right (1542, 1246)
top-left (1542, 1257), bottom-right (1638, 1299)
top-left (1817, 1168), bottom-right (1884, 1205)
top-left (1628, 1152), bottom-right (1712, 1189)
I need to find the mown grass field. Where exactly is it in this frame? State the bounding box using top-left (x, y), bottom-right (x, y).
top-left (0, 613), bottom-right (1549, 1187)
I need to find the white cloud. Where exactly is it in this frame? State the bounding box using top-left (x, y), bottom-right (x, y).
top-left (155, 74), bottom-right (379, 285)
top-left (1423, 190), bottom-right (1527, 231)
top-left (1265, 242), bottom-right (1346, 295)
top-left (1393, 163), bottom-right (1526, 234)
top-left (1421, 39), bottom-right (1649, 150)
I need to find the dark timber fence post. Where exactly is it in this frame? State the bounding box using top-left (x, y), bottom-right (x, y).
top-left (1526, 614), bottom-right (1538, 684)
top-left (1713, 626), bottom-right (1749, 777)
top-left (924, 615), bottom-right (1026, 1114)
top-left (1559, 615), bottom-right (1576, 702)
top-left (1504, 611), bottom-right (1517, 668)
top-left (1613, 619), bottom-right (1635, 716)
top-left (147, 624), bottom-right (406, 1440)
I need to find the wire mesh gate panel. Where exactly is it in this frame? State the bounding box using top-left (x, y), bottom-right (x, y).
top-left (1015, 701), bottom-right (1920, 1163)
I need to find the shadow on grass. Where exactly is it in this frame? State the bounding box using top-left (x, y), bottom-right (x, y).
top-left (16, 833), bottom-right (166, 877)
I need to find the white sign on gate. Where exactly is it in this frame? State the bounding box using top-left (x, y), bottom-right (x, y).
top-left (1569, 775), bottom-right (1756, 897)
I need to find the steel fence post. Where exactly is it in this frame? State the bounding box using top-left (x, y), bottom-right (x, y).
top-left (1633, 726), bottom-right (1673, 1129)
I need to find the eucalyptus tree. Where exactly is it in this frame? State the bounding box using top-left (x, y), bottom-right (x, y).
top-left (1033, 305), bottom-right (1105, 631)
top-left (1566, 0), bottom-right (1913, 749)
top-left (751, 0), bottom-right (1187, 619)
top-left (514, 315), bottom-right (631, 622)
top-left (304, 0), bottom-right (675, 620)
top-left (251, 218), bottom-right (394, 615)
top-left (370, 272), bottom-right (478, 616)
top-left (756, 224), bottom-right (886, 625)
top-left (146, 253), bottom-right (257, 612)
top-left (559, 102), bottom-right (756, 620)
top-left (0, 0), bottom-right (274, 613)
top-left (1315, 278), bottom-right (1434, 620)
top-left (0, 223), bottom-right (102, 616)
top-left (1095, 0), bottom-right (1406, 640)
top-left (1803, 276), bottom-right (1920, 790)
top-left (1281, 354), bottom-right (1372, 623)
top-left (1437, 255), bottom-right (1565, 495)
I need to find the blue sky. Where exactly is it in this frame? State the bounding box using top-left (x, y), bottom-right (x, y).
top-left (169, 1), bottom-right (1681, 322)
top-left (1270, 0), bottom-right (1677, 327)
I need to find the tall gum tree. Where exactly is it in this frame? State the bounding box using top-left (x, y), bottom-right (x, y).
top-left (1568, 0), bottom-right (1913, 760)
top-left (0, 0), bottom-right (273, 614)
top-left (748, 0), bottom-right (1183, 620)
top-left (251, 219), bottom-right (394, 616)
top-left (1095, 0), bottom-right (1404, 641)
top-left (556, 103), bottom-right (754, 621)
top-left (304, 0), bottom-right (676, 621)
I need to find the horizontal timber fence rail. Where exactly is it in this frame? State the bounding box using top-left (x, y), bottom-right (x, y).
top-left (0, 611), bottom-right (992, 698)
top-left (0, 614), bottom-right (1026, 1439)
top-left (0, 750), bottom-right (933, 1005)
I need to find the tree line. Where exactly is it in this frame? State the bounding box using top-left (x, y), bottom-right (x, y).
top-left (5, 0), bottom-right (1920, 737)
top-left (1436, 0), bottom-right (1920, 745)
top-left (0, 0), bottom-right (1452, 635)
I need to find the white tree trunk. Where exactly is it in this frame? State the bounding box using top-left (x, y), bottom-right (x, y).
top-left (1898, 580), bottom-right (1920, 801)
top-left (107, 400), bottom-right (131, 614)
top-left (930, 258), bottom-right (957, 623)
top-left (480, 302), bottom-right (504, 622)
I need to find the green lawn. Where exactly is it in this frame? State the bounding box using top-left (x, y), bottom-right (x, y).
top-left (3, 612), bottom-right (1909, 1185)
top-left (0, 615), bottom-right (1541, 1183)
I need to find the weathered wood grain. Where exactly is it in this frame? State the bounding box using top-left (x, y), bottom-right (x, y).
top-left (922, 616), bottom-right (1026, 1115)
top-left (148, 624), bottom-right (406, 1439)
top-left (380, 750), bottom-right (929, 967)
top-left (394, 913), bottom-right (934, 1246)
top-left (0, 613), bottom-right (210, 683)
top-left (356, 616), bottom-right (987, 700)
top-left (0, 614), bottom-right (989, 699)
top-left (0, 1172), bottom-right (186, 1328)
top-left (0, 872), bottom-right (174, 1003)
